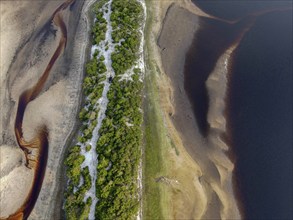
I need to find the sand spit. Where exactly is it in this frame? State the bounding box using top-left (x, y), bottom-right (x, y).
top-left (0, 0), bottom-right (91, 218)
top-left (147, 0), bottom-right (241, 219)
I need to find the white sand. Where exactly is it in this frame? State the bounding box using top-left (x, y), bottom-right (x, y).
top-left (74, 1), bottom-right (146, 219)
top-left (80, 1), bottom-right (115, 218)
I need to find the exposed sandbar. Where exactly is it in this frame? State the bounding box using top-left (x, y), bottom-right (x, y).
top-left (152, 1), bottom-right (241, 219)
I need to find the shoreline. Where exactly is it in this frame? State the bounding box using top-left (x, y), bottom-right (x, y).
top-left (53, 0), bottom-right (98, 218)
top-left (143, 1), bottom-right (208, 219)
top-left (226, 9), bottom-right (293, 219)
top-left (143, 0), bottom-right (241, 218)
top-left (154, 2), bottom-right (292, 219)
top-left (30, 0), bottom-right (92, 218)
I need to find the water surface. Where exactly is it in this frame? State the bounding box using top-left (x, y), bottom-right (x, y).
top-left (228, 10), bottom-right (292, 219)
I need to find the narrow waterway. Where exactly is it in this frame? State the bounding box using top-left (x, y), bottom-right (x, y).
top-left (12, 0), bottom-right (75, 219)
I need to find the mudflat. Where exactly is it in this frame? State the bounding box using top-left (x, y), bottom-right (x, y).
top-left (0, 0), bottom-right (94, 218)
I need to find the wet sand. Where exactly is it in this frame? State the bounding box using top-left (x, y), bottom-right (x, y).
top-left (0, 0), bottom-right (92, 218)
top-left (151, 1), bottom-right (241, 219)
top-left (153, 1), bottom-right (292, 219)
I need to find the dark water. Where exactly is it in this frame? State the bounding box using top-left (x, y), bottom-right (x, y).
top-left (192, 0), bottom-right (292, 21)
top-left (184, 17), bottom-right (251, 136)
top-left (187, 1), bottom-right (293, 219)
top-left (228, 10), bottom-right (292, 219)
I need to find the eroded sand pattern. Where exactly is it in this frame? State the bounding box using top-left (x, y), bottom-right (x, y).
top-left (10, 1), bottom-right (74, 219)
top-left (1, 0), bottom-right (291, 219)
top-left (0, 0), bottom-right (90, 218)
top-left (145, 0), bottom-right (291, 219)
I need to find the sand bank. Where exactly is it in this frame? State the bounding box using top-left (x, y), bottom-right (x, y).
top-left (0, 0), bottom-right (92, 218)
top-left (146, 0), bottom-right (241, 218)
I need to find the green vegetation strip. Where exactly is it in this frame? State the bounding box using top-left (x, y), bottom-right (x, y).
top-left (64, 54), bottom-right (106, 220)
top-left (142, 0), bottom-right (171, 219)
top-left (64, 2), bottom-right (108, 219)
top-left (64, 15), bottom-right (107, 220)
top-left (64, 0), bottom-right (145, 219)
top-left (95, 0), bottom-right (144, 219)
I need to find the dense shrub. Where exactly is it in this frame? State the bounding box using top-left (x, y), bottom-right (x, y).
top-left (94, 0), bottom-right (144, 219)
top-left (65, 0), bottom-right (144, 219)
top-left (110, 0), bottom-right (143, 75)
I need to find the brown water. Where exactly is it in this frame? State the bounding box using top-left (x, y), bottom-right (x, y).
top-left (8, 1), bottom-right (74, 219)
